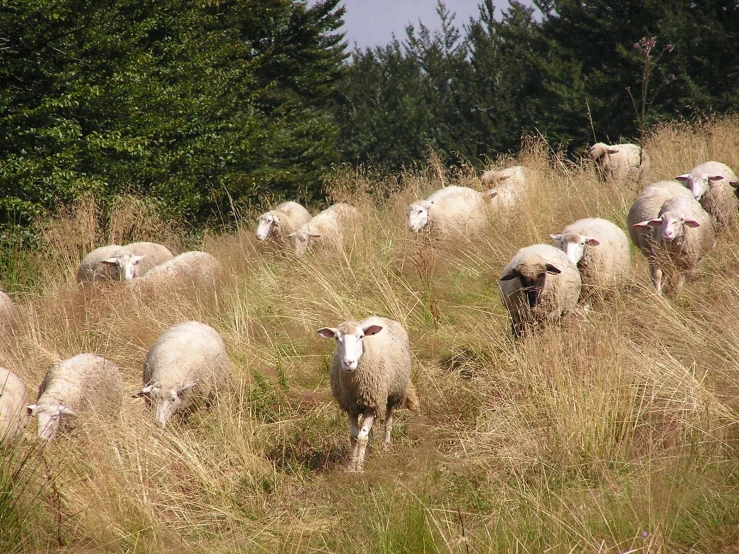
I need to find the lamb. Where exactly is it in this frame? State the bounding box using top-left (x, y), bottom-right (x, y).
top-left (289, 203), bottom-right (360, 256)
top-left (499, 244), bottom-right (582, 337)
top-left (317, 316), bottom-right (419, 472)
top-left (675, 161), bottom-right (739, 231)
top-left (587, 142), bottom-right (650, 184)
top-left (0, 368), bottom-right (30, 443)
top-left (632, 195), bottom-right (715, 294)
top-left (134, 321), bottom-right (231, 427)
top-left (256, 201), bottom-right (312, 244)
top-left (133, 251), bottom-right (223, 293)
top-left (27, 354), bottom-right (124, 442)
top-left (407, 185), bottom-right (497, 240)
top-left (480, 165), bottom-right (530, 210)
top-left (550, 218), bottom-right (631, 300)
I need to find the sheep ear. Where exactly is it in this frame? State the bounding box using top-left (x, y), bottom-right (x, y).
top-left (544, 264), bottom-right (561, 275)
top-left (683, 219), bottom-right (700, 228)
top-left (707, 175), bottom-right (724, 184)
top-left (308, 233), bottom-right (322, 238)
top-left (133, 384), bottom-right (154, 398)
top-left (287, 232), bottom-right (297, 237)
top-left (101, 257), bottom-right (120, 265)
top-left (363, 325), bottom-right (383, 336)
top-left (178, 381), bottom-right (198, 393)
top-left (549, 233), bottom-right (562, 241)
top-left (486, 188), bottom-right (498, 198)
top-left (272, 214), bottom-right (280, 225)
top-left (585, 237), bottom-right (601, 246)
top-left (59, 405), bottom-right (76, 416)
top-left (607, 148), bottom-right (619, 154)
top-left (132, 255), bottom-right (145, 265)
top-left (675, 174), bottom-right (690, 183)
top-left (633, 219), bottom-right (660, 229)
top-left (646, 219), bottom-right (664, 227)
top-left (317, 327), bottom-right (337, 339)
top-left (500, 270), bottom-right (520, 281)
top-left (729, 180), bottom-right (739, 188)
top-left (26, 404), bottom-right (37, 416)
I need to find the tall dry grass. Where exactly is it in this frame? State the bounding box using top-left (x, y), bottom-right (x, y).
top-left (2, 117), bottom-right (739, 553)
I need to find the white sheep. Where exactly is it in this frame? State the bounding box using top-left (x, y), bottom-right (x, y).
top-left (550, 218), bottom-right (631, 300)
top-left (587, 142), bottom-right (650, 184)
top-left (76, 244), bottom-right (136, 283)
top-left (407, 185), bottom-right (497, 240)
top-left (675, 161), bottom-right (739, 231)
top-left (27, 354), bottom-right (124, 442)
top-left (499, 244), bottom-right (582, 337)
top-left (632, 195), bottom-right (715, 294)
top-left (135, 321), bottom-right (231, 427)
top-left (0, 368), bottom-right (30, 443)
top-left (0, 291), bottom-right (17, 330)
top-left (317, 316), bottom-right (419, 472)
top-left (256, 201), bottom-right (312, 243)
top-left (480, 165), bottom-right (530, 210)
top-left (125, 241), bottom-right (175, 276)
top-left (133, 251), bottom-right (223, 294)
top-left (289, 203), bottom-right (360, 256)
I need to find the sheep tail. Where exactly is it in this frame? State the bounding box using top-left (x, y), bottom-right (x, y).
top-left (404, 382), bottom-right (420, 411)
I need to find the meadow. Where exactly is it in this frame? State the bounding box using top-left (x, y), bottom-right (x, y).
top-left (2, 117), bottom-right (739, 553)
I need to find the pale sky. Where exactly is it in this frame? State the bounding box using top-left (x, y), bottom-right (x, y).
top-left (338, 0), bottom-right (538, 49)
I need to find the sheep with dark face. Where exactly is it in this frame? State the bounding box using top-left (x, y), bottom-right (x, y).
top-left (675, 161), bottom-right (739, 231)
top-left (317, 316), bottom-right (419, 472)
top-left (499, 244), bottom-right (582, 337)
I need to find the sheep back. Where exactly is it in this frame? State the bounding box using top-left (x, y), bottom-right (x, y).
top-left (0, 368), bottom-right (30, 443)
top-left (426, 186), bottom-right (492, 239)
top-left (125, 241), bottom-right (174, 275)
top-left (135, 251), bottom-right (223, 293)
top-left (329, 316), bottom-right (414, 420)
top-left (480, 166), bottom-right (530, 210)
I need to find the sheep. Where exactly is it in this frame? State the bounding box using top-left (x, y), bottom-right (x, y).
top-left (76, 244), bottom-right (134, 283)
top-left (632, 195), bottom-right (715, 294)
top-left (27, 354), bottom-right (124, 442)
top-left (289, 203), bottom-right (360, 256)
top-left (675, 161), bottom-right (739, 231)
top-left (256, 201), bottom-right (312, 244)
top-left (133, 251), bottom-right (223, 294)
top-left (480, 165), bottom-right (530, 210)
top-left (587, 142), bottom-right (650, 184)
top-left (0, 368), bottom-right (30, 444)
top-left (499, 244), bottom-right (582, 337)
top-left (134, 321), bottom-right (231, 427)
top-left (407, 185), bottom-right (497, 240)
top-left (125, 241), bottom-right (175, 276)
top-left (550, 218), bottom-right (631, 300)
top-left (317, 316), bottom-right (419, 472)
top-left (0, 291), bottom-right (17, 330)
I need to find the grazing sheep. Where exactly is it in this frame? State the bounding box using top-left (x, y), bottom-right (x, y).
top-left (675, 161), bottom-right (739, 231)
top-left (27, 354), bottom-right (124, 442)
top-left (134, 251), bottom-right (223, 293)
top-left (289, 203), bottom-right (360, 256)
top-left (76, 244), bottom-right (133, 283)
top-left (407, 186), bottom-right (497, 240)
top-left (550, 218), bottom-right (631, 300)
top-left (587, 142), bottom-right (650, 184)
top-left (480, 166), bottom-right (530, 210)
top-left (632, 195), bottom-right (715, 294)
top-left (317, 316), bottom-right (419, 472)
top-left (256, 201), bottom-right (312, 244)
top-left (0, 368), bottom-right (30, 443)
top-left (125, 241), bottom-right (175, 276)
top-left (499, 244), bottom-right (582, 337)
top-left (135, 321), bottom-right (231, 427)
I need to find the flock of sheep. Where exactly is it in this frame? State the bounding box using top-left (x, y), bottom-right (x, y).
top-left (0, 140), bottom-right (737, 473)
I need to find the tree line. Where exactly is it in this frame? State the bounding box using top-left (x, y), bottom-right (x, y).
top-left (1, 0), bottom-right (737, 240)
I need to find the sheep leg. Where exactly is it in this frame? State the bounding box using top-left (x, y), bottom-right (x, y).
top-left (354, 410), bottom-right (375, 472)
top-left (384, 405), bottom-right (394, 449)
top-left (348, 413), bottom-right (360, 471)
top-left (649, 263), bottom-right (662, 294)
top-left (673, 272), bottom-right (686, 294)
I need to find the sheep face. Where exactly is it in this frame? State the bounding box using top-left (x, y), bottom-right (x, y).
top-left (136, 381), bottom-right (197, 427)
top-left (675, 173), bottom-right (724, 201)
top-left (500, 263), bottom-right (562, 308)
top-left (634, 211), bottom-right (700, 242)
top-left (288, 229), bottom-right (321, 256)
top-left (550, 233), bottom-right (600, 265)
top-left (256, 213), bottom-right (279, 241)
top-left (317, 323), bottom-right (384, 371)
top-left (407, 201), bottom-right (432, 232)
top-left (27, 403), bottom-right (75, 442)
top-left (102, 254), bottom-right (145, 281)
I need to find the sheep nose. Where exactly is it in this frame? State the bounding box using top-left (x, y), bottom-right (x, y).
top-left (343, 358), bottom-right (357, 370)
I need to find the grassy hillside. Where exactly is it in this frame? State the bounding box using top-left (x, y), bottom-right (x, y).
top-left (2, 118), bottom-right (739, 553)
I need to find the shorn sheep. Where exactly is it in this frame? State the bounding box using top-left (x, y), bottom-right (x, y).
top-left (499, 244), bottom-right (582, 337)
top-left (317, 316), bottom-right (419, 472)
top-left (480, 165), bottom-right (530, 210)
top-left (0, 368), bottom-right (30, 443)
top-left (550, 218), bottom-right (631, 300)
top-left (135, 321), bottom-right (231, 427)
top-left (27, 354), bottom-right (124, 442)
top-left (587, 142), bottom-right (650, 185)
top-left (675, 161), bottom-right (739, 231)
top-left (407, 185), bottom-right (497, 240)
top-left (289, 203), bottom-right (360, 256)
top-left (632, 195), bottom-right (715, 295)
top-left (256, 201), bottom-right (312, 244)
